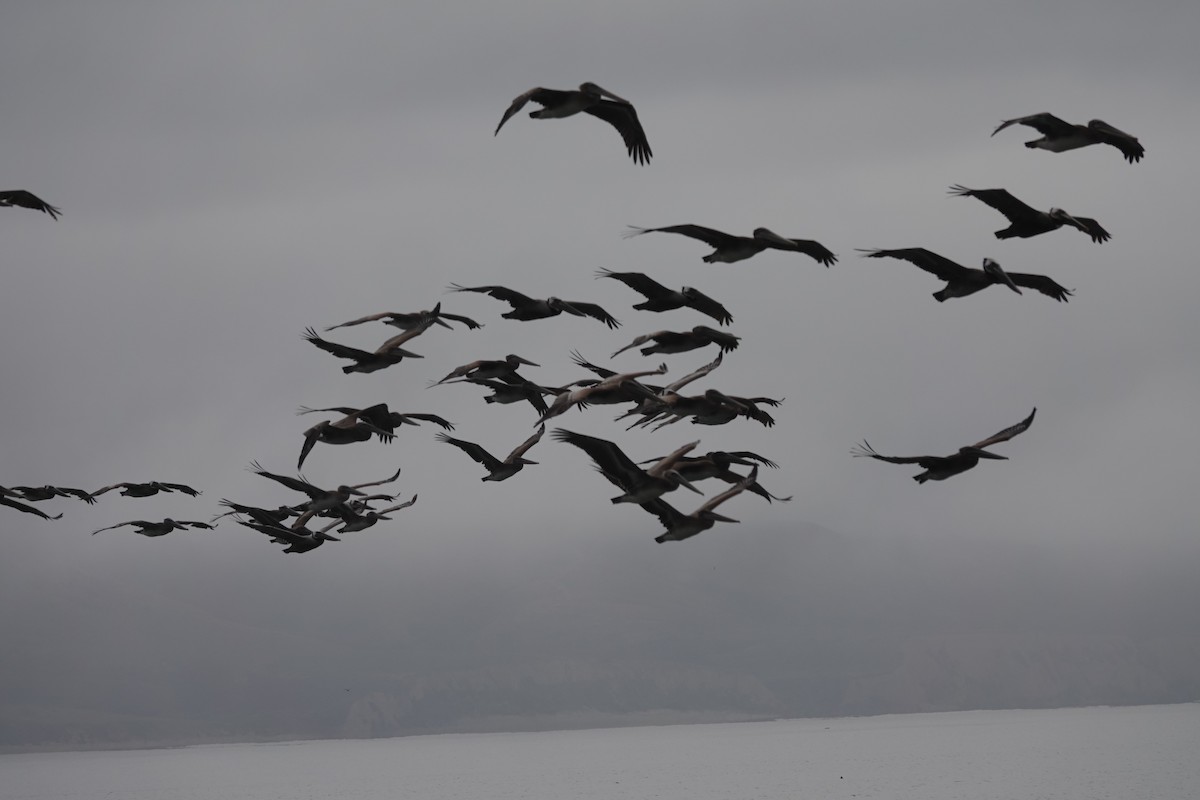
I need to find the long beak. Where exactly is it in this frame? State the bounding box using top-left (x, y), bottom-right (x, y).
top-left (592, 85), bottom-right (630, 105)
top-left (993, 265), bottom-right (1022, 295)
top-left (705, 512), bottom-right (740, 524)
top-left (970, 448), bottom-right (1009, 460)
top-left (515, 356), bottom-right (540, 367)
top-left (672, 472), bottom-right (704, 495)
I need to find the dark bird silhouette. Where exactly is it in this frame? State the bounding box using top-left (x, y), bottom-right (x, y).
top-left (552, 429), bottom-right (702, 504)
top-left (303, 320), bottom-right (432, 374)
top-left (495, 82), bottom-right (652, 165)
top-left (853, 408), bottom-right (1037, 483)
top-left (611, 326), bottom-right (740, 358)
top-left (859, 248), bottom-right (1073, 302)
top-left (92, 518), bottom-right (215, 537)
top-left (248, 462), bottom-right (401, 512)
top-left (625, 225), bottom-right (836, 266)
top-left (432, 354), bottom-right (539, 386)
top-left (324, 302), bottom-right (483, 332)
top-left (436, 425), bottom-right (545, 481)
top-left (950, 185), bottom-right (1110, 243)
top-left (1, 492), bottom-right (63, 520)
top-left (992, 113), bottom-right (1143, 163)
top-left (0, 189), bottom-right (60, 219)
top-left (641, 466), bottom-right (759, 543)
top-left (596, 269), bottom-right (733, 325)
top-left (8, 485), bottom-right (97, 504)
top-left (448, 283), bottom-right (620, 328)
top-left (90, 481), bottom-right (201, 499)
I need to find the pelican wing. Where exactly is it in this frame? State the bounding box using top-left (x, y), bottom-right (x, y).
top-left (583, 101), bottom-right (652, 165)
top-left (1087, 119), bottom-right (1144, 163)
top-left (1006, 272), bottom-right (1074, 302)
top-left (595, 268), bottom-right (672, 301)
top-left (303, 328), bottom-right (374, 362)
top-left (394, 412), bottom-right (455, 431)
top-left (1, 494), bottom-right (63, 520)
top-left (436, 310), bottom-right (485, 329)
top-left (859, 247), bottom-right (971, 282)
top-left (0, 189), bottom-right (61, 219)
top-left (323, 311), bottom-right (402, 331)
top-left (695, 466), bottom-right (758, 515)
top-left (447, 283), bottom-right (538, 309)
top-left (1064, 216), bottom-right (1111, 244)
top-left (624, 225), bottom-right (740, 249)
top-left (552, 429), bottom-right (646, 491)
top-left (851, 441), bottom-right (941, 466)
top-left (507, 424), bottom-right (546, 461)
top-left (681, 288), bottom-right (733, 325)
top-left (664, 352), bottom-right (723, 393)
top-left (248, 462), bottom-right (324, 500)
top-left (436, 433), bottom-right (503, 472)
top-left (948, 185), bottom-right (1042, 224)
top-left (494, 87), bottom-right (571, 135)
top-left (755, 229), bottom-right (837, 266)
top-left (970, 408), bottom-right (1037, 450)
top-left (156, 482), bottom-right (201, 496)
top-left (92, 520), bottom-right (154, 535)
top-left (991, 112), bottom-right (1075, 139)
top-left (562, 300), bottom-right (621, 329)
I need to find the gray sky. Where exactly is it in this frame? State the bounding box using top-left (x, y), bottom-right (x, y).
top-left (2, 1), bottom-right (1198, 741)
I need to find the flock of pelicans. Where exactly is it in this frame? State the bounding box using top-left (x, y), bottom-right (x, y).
top-left (2, 89), bottom-right (1144, 548)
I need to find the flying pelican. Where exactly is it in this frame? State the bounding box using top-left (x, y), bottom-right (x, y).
top-left (324, 302), bottom-right (483, 332)
top-left (436, 425), bottom-right (545, 482)
top-left (1, 492), bottom-right (63, 520)
top-left (641, 451), bottom-right (791, 502)
top-left (495, 82), bottom-right (652, 165)
top-left (596, 269), bottom-right (733, 325)
top-left (320, 495), bottom-right (418, 533)
top-left (303, 320), bottom-right (432, 374)
top-left (237, 517), bottom-right (340, 554)
top-left (641, 466), bottom-right (759, 543)
top-left (447, 284), bottom-right (620, 328)
top-left (248, 461), bottom-right (402, 512)
top-left (611, 326), bottom-right (740, 358)
top-left (852, 408), bottom-right (1037, 483)
top-left (463, 376), bottom-right (555, 415)
top-left (8, 485), bottom-right (97, 504)
top-left (295, 411), bottom-right (388, 470)
top-left (949, 185), bottom-right (1110, 243)
top-left (552, 430), bottom-right (702, 504)
top-left (625, 225), bottom-right (837, 266)
top-left (0, 189), bottom-right (60, 219)
top-left (298, 404), bottom-right (452, 439)
top-left (537, 364), bottom-right (668, 425)
top-left (992, 113), bottom-right (1144, 163)
top-left (90, 481), bottom-right (202, 499)
top-left (92, 518), bottom-right (215, 537)
top-left (432, 354), bottom-right (539, 386)
top-left (627, 388), bottom-right (780, 430)
top-left (858, 248), bottom-right (1073, 302)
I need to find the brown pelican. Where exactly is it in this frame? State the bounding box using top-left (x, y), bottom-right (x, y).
top-left (611, 326), bottom-right (740, 358)
top-left (298, 404), bottom-right (452, 440)
top-left (552, 430), bottom-right (702, 504)
top-left (641, 466), bottom-right (758, 543)
top-left (992, 113), bottom-right (1144, 163)
top-left (448, 284), bottom-right (620, 328)
top-left (0, 189), bottom-right (60, 219)
top-left (432, 354), bottom-right (539, 386)
top-left (303, 320), bottom-right (432, 374)
top-left (237, 516), bottom-right (340, 554)
top-left (858, 248), bottom-right (1073, 302)
top-left (628, 388), bottom-right (780, 430)
top-left (596, 269), bottom-right (733, 325)
top-left (324, 302), bottom-right (483, 332)
top-left (537, 364), bottom-right (668, 425)
top-left (90, 481), bottom-right (202, 499)
top-left (436, 425), bottom-right (545, 481)
top-left (464, 376), bottom-right (555, 415)
top-left (625, 225), bottom-right (837, 266)
top-left (641, 451), bottom-right (791, 502)
top-left (92, 518), bottom-right (215, 536)
top-left (852, 408), bottom-right (1037, 483)
top-left (950, 185), bottom-right (1110, 243)
top-left (1, 492), bottom-right (63, 520)
top-left (495, 83), bottom-right (652, 165)
top-left (320, 495), bottom-right (418, 533)
top-left (294, 410), bottom-right (389, 470)
top-left (8, 485), bottom-right (97, 504)
top-left (248, 461), bottom-right (401, 512)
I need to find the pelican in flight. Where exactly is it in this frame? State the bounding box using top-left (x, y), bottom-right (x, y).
top-left (8, 484), bottom-right (97, 504)
top-left (537, 364), bottom-right (668, 425)
top-left (992, 113), bottom-right (1144, 163)
top-left (303, 320), bottom-right (432, 374)
top-left (852, 408), bottom-right (1037, 483)
top-left (248, 461), bottom-right (401, 512)
top-left (625, 225), bottom-right (836, 266)
top-left (495, 82), bottom-right (652, 165)
top-left (1, 491), bottom-right (63, 520)
top-left (298, 404), bottom-right (452, 441)
top-left (1, 189), bottom-right (60, 219)
top-left (436, 425), bottom-right (545, 482)
top-left (432, 354), bottom-right (539, 386)
top-left (596, 269), bottom-right (733, 325)
top-left (90, 481), bottom-right (201, 499)
top-left (641, 466), bottom-right (759, 543)
top-left (237, 517), bottom-right (341, 554)
top-left (92, 518), bottom-right (215, 537)
top-left (950, 185), bottom-right (1110, 243)
top-left (611, 326), bottom-right (740, 358)
top-left (321, 495), bottom-right (418, 533)
top-left (858, 248), bottom-right (1073, 302)
top-left (448, 284), bottom-right (620, 328)
top-left (552, 430), bottom-right (702, 504)
top-left (642, 451), bottom-right (791, 503)
top-left (324, 302), bottom-right (483, 332)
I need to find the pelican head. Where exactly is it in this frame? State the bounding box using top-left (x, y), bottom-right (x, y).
top-left (701, 511), bottom-right (740, 524)
top-left (982, 258), bottom-right (1022, 294)
top-left (751, 228), bottom-right (793, 247)
top-left (579, 82), bottom-right (630, 105)
top-left (505, 354), bottom-right (540, 367)
top-left (1048, 207), bottom-right (1084, 227)
top-left (516, 458), bottom-right (539, 466)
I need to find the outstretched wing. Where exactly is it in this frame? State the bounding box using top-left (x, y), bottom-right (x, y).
top-left (595, 268), bottom-right (671, 300)
top-left (1064, 216), bottom-right (1111, 244)
top-left (0, 189), bottom-right (61, 219)
top-left (1087, 120), bottom-right (1144, 163)
top-left (948, 185), bottom-right (1041, 225)
top-left (447, 283), bottom-right (537, 310)
top-left (584, 101), bottom-right (652, 165)
top-left (623, 224), bottom-right (739, 249)
top-left (859, 247), bottom-right (971, 282)
top-left (302, 328), bottom-right (373, 362)
top-left (851, 441), bottom-right (936, 466)
top-left (970, 408), bottom-right (1037, 450)
top-left (435, 433), bottom-right (502, 472)
top-left (1006, 272), bottom-right (1074, 302)
top-left (507, 424), bottom-right (546, 461)
top-left (682, 288), bottom-right (733, 325)
top-left (991, 112), bottom-right (1075, 139)
top-left (562, 300), bottom-right (621, 329)
top-left (755, 229), bottom-right (837, 266)
top-left (2, 494), bottom-right (63, 520)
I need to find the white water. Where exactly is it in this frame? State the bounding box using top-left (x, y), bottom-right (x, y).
top-left (3, 704), bottom-right (1197, 799)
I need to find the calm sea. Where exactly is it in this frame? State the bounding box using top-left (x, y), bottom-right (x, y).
top-left (2, 704), bottom-right (1197, 799)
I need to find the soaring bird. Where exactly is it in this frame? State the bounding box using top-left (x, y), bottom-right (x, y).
top-left (7, 485), bottom-right (97, 504)
top-left (552, 429), bottom-right (702, 504)
top-left (596, 269), bottom-right (733, 325)
top-left (858, 248), bottom-right (1073, 302)
top-left (448, 283), bottom-right (620, 328)
top-left (324, 302), bottom-right (483, 332)
top-left (432, 354), bottom-right (539, 386)
top-left (321, 495), bottom-right (418, 533)
top-left (950, 185), bottom-right (1110, 243)
top-left (92, 518), bottom-right (215, 537)
top-left (611, 326), bottom-right (740, 358)
top-left (992, 113), bottom-right (1144, 163)
top-left (303, 320), bottom-right (432, 374)
top-left (237, 517), bottom-right (341, 554)
top-left (248, 462), bottom-right (401, 512)
top-left (641, 466), bottom-right (759, 543)
top-left (643, 452), bottom-right (791, 503)
top-left (90, 481), bottom-right (201, 499)
top-left (1, 492), bottom-right (63, 520)
top-left (436, 425), bottom-right (545, 482)
top-left (537, 364), bottom-right (668, 425)
top-left (495, 82), bottom-right (652, 165)
top-left (853, 408), bottom-right (1037, 483)
top-left (0, 189), bottom-right (60, 219)
top-left (297, 404), bottom-right (453, 442)
top-left (625, 225), bottom-right (836, 266)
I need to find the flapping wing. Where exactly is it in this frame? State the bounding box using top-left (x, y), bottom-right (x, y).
top-left (851, 441), bottom-right (935, 465)
top-left (2, 495), bottom-right (63, 520)
top-left (970, 408), bottom-right (1037, 450)
top-left (494, 87), bottom-right (568, 135)
top-left (552, 429), bottom-right (645, 490)
top-left (508, 424), bottom-right (546, 461)
top-left (992, 112), bottom-right (1074, 139)
top-left (157, 482), bottom-right (201, 496)
top-left (682, 288), bottom-right (733, 325)
top-left (447, 283), bottom-right (537, 309)
top-left (624, 225), bottom-right (737, 249)
top-left (563, 300), bottom-right (621, 329)
top-left (303, 328), bottom-right (373, 362)
top-left (595, 268), bottom-right (671, 301)
top-left (1006, 272), bottom-right (1074, 302)
top-left (756, 230), bottom-right (837, 266)
top-left (948, 185), bottom-right (1041, 224)
top-left (584, 100), bottom-right (652, 165)
top-left (1088, 120), bottom-right (1144, 163)
top-left (436, 433), bottom-right (502, 471)
top-left (0, 189), bottom-right (61, 219)
top-left (858, 247), bottom-right (970, 282)
top-left (1065, 216), bottom-right (1111, 244)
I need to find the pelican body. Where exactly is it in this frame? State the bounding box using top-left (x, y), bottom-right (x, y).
top-left (642, 467), bottom-right (758, 543)
top-left (90, 481), bottom-right (201, 499)
top-left (950, 185), bottom-right (1110, 244)
top-left (992, 113), bottom-right (1144, 163)
top-left (495, 82), bottom-right (652, 165)
top-left (859, 248), bottom-right (1072, 302)
top-left (552, 429), bottom-right (701, 504)
top-left (1, 189), bottom-right (60, 219)
top-left (92, 518), bottom-right (215, 537)
top-left (436, 426), bottom-right (545, 481)
top-left (448, 284), bottom-right (620, 328)
top-left (596, 269), bottom-right (733, 325)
